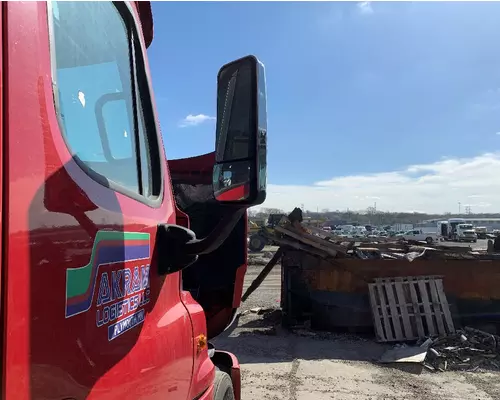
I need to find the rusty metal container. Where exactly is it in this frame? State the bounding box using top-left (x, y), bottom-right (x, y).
top-left (281, 249), bottom-right (500, 333)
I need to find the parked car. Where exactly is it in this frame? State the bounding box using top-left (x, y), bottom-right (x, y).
top-left (400, 229), bottom-right (440, 244)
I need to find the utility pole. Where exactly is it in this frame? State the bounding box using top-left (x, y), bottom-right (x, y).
top-left (458, 202), bottom-right (461, 215)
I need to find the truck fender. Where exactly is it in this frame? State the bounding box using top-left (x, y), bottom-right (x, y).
top-left (211, 350), bottom-right (241, 400)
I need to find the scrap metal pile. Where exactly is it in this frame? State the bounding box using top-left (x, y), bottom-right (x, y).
top-left (424, 327), bottom-right (500, 372)
top-left (381, 327), bottom-right (500, 373)
top-left (244, 208), bottom-right (500, 375)
top-left (267, 208), bottom-right (493, 261)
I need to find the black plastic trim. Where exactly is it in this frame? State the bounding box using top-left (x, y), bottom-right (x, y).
top-left (183, 208), bottom-right (246, 256)
top-left (157, 224), bottom-right (199, 275)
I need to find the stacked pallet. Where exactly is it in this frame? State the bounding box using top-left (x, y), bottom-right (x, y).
top-left (368, 276), bottom-right (455, 342)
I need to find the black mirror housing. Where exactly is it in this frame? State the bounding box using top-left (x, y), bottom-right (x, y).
top-left (213, 55), bottom-right (267, 206)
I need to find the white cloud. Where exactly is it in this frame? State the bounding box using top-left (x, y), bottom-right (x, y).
top-left (260, 153), bottom-right (500, 214)
top-left (357, 1), bottom-right (374, 15)
top-left (178, 114), bottom-right (215, 128)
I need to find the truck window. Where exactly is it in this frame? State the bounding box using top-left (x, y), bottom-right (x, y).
top-left (49, 1), bottom-right (158, 198)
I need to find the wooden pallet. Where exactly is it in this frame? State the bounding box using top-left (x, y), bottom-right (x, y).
top-left (368, 276), bottom-right (455, 342)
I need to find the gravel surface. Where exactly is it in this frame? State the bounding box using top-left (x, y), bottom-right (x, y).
top-left (441, 239), bottom-right (489, 250)
top-left (213, 243), bottom-right (500, 399)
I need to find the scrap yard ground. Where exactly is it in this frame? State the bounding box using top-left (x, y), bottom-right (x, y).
top-left (214, 241), bottom-right (500, 400)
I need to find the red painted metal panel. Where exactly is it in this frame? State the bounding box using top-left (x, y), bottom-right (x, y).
top-left (215, 184), bottom-right (250, 202)
top-left (2, 2), bottom-right (203, 399)
top-left (215, 350), bottom-right (241, 400)
top-left (0, 2), bottom-right (4, 395)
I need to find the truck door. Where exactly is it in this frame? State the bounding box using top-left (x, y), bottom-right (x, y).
top-left (3, 2), bottom-right (194, 399)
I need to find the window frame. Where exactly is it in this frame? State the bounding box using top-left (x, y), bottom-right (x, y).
top-left (47, 0), bottom-right (164, 207)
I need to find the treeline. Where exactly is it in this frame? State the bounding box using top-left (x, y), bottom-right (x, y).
top-left (249, 207), bottom-right (500, 226)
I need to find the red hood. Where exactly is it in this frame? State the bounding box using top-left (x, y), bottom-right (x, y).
top-left (169, 152), bottom-right (214, 185)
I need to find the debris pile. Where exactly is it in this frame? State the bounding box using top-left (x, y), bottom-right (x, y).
top-left (266, 208), bottom-right (492, 262)
top-left (424, 328), bottom-right (500, 372)
top-left (244, 208), bottom-right (500, 356)
top-left (248, 251), bottom-right (275, 266)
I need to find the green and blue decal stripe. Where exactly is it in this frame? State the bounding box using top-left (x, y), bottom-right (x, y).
top-left (65, 231), bottom-right (150, 318)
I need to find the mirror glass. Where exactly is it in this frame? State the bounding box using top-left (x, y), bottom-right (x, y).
top-left (213, 56), bottom-right (268, 204)
top-left (213, 160), bottom-right (251, 201)
top-left (257, 61), bottom-right (267, 193)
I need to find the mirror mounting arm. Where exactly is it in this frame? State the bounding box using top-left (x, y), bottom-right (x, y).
top-left (183, 208), bottom-right (246, 256)
top-left (157, 208), bottom-right (246, 275)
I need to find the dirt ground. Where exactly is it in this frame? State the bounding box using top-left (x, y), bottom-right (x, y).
top-left (213, 247), bottom-right (500, 400)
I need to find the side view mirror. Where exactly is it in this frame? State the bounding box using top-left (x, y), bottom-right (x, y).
top-left (213, 55), bottom-right (267, 206)
top-left (158, 56), bottom-right (268, 269)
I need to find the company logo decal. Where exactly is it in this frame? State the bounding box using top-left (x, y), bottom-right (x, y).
top-left (65, 231), bottom-right (151, 341)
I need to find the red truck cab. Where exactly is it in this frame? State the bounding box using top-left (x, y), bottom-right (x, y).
top-left (1, 2), bottom-right (268, 399)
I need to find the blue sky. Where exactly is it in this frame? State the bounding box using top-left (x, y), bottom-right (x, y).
top-left (147, 1), bottom-right (500, 213)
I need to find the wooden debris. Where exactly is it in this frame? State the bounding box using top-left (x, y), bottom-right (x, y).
top-left (274, 224), bottom-right (347, 257)
top-left (424, 327), bottom-right (500, 372)
top-left (242, 248), bottom-right (283, 302)
top-left (368, 276), bottom-right (455, 342)
top-left (261, 208), bottom-right (500, 263)
top-left (287, 207), bottom-right (307, 232)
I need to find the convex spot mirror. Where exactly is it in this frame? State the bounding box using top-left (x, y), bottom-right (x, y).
top-left (213, 55), bottom-right (267, 205)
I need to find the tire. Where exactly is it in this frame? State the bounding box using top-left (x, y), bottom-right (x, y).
top-left (249, 234), bottom-right (266, 252)
top-left (425, 237), bottom-right (433, 244)
top-left (213, 370), bottom-right (235, 400)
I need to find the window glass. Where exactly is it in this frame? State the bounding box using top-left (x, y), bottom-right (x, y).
top-left (101, 98), bottom-right (133, 160)
top-left (51, 1), bottom-right (152, 195)
top-left (133, 52), bottom-right (152, 198)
